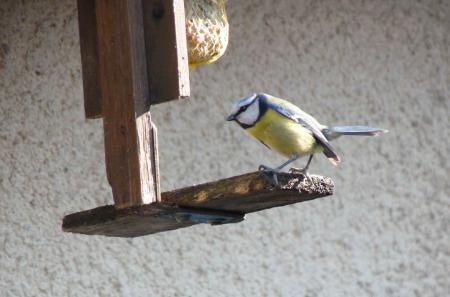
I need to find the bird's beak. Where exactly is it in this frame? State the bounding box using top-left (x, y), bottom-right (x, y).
top-left (226, 114), bottom-right (236, 121)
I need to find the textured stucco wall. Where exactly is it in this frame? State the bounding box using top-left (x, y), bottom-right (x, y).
top-left (1, 0), bottom-right (449, 296)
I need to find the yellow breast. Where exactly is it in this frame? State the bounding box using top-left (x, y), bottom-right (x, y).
top-left (246, 109), bottom-right (321, 157)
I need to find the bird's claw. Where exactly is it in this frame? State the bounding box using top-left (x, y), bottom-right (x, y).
top-left (288, 167), bottom-right (313, 183)
top-left (258, 164), bottom-right (280, 187)
top-left (258, 164), bottom-right (272, 172)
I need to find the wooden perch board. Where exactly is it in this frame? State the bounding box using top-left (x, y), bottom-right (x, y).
top-left (62, 172), bottom-right (334, 237)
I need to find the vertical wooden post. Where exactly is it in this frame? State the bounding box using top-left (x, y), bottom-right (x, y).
top-left (77, 0), bottom-right (102, 119)
top-left (76, 0), bottom-right (189, 208)
top-left (96, 0), bottom-right (159, 208)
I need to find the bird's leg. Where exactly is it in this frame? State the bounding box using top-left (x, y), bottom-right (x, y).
top-left (275, 154), bottom-right (301, 171)
top-left (289, 154), bottom-right (314, 181)
top-left (258, 155), bottom-right (300, 186)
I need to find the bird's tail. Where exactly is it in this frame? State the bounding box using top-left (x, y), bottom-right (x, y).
top-left (323, 126), bottom-right (388, 140)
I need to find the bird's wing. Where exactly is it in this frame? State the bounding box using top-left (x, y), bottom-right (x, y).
top-left (265, 95), bottom-right (340, 164)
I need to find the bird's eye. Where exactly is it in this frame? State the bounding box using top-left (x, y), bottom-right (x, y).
top-left (239, 105), bottom-right (248, 113)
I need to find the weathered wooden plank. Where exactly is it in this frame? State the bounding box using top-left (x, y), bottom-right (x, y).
top-left (63, 204), bottom-right (195, 237)
top-left (62, 172), bottom-right (334, 237)
top-left (142, 0), bottom-right (190, 104)
top-left (77, 0), bottom-right (102, 119)
top-left (162, 172), bottom-right (334, 213)
top-left (62, 204), bottom-right (244, 237)
top-left (96, 0), bottom-right (159, 208)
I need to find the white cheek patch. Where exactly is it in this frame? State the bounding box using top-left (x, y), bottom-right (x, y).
top-left (236, 101), bottom-right (259, 126)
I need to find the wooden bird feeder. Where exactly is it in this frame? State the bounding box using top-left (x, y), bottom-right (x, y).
top-left (62, 0), bottom-right (334, 237)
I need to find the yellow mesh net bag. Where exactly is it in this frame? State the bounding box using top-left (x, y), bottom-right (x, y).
top-left (185, 0), bottom-right (229, 68)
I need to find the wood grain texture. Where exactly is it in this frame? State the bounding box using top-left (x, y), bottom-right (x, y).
top-left (162, 172), bottom-right (334, 213)
top-left (142, 0), bottom-right (190, 104)
top-left (63, 204), bottom-right (196, 237)
top-left (77, 0), bottom-right (102, 119)
top-left (96, 0), bottom-right (159, 208)
top-left (62, 172), bottom-right (334, 237)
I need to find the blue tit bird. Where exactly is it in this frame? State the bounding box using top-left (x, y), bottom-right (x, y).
top-left (226, 93), bottom-right (388, 183)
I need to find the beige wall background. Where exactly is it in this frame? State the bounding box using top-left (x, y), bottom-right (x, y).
top-left (1, 0), bottom-right (449, 296)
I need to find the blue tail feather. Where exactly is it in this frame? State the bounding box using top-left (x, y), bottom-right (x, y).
top-left (323, 126), bottom-right (388, 140)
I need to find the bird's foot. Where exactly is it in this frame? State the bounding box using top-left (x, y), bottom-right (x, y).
top-left (288, 167), bottom-right (312, 183)
top-left (258, 164), bottom-right (280, 186)
top-left (258, 164), bottom-right (275, 172)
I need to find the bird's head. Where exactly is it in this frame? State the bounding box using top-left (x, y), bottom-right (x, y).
top-left (227, 93), bottom-right (266, 128)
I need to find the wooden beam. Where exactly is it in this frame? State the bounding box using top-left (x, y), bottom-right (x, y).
top-left (142, 0), bottom-right (190, 104)
top-left (77, 0), bottom-right (190, 117)
top-left (77, 0), bottom-right (102, 119)
top-left (96, 0), bottom-right (159, 208)
top-left (62, 172), bottom-right (334, 237)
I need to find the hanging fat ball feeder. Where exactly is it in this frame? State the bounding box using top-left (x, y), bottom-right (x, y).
top-left (185, 0), bottom-right (229, 68)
